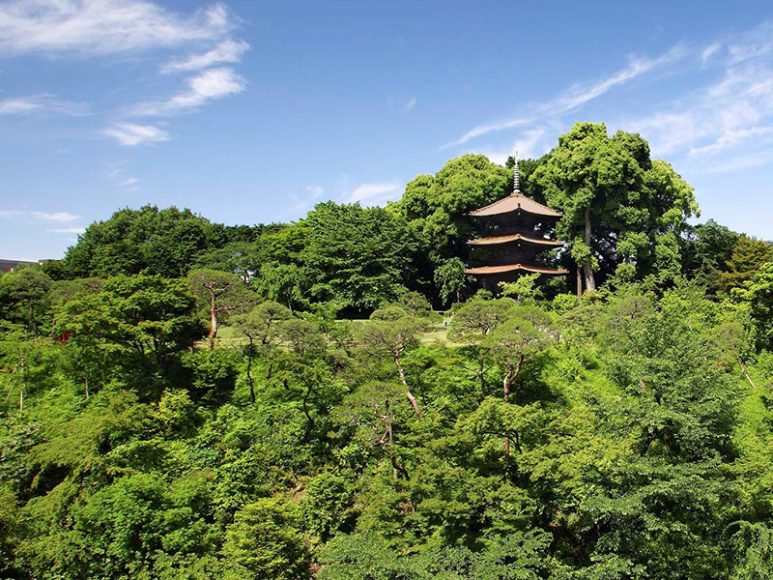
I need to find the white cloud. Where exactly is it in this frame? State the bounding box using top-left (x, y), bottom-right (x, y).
top-left (106, 162), bottom-right (140, 190)
top-left (348, 182), bottom-right (402, 205)
top-left (31, 211), bottom-right (80, 222)
top-left (0, 210), bottom-right (23, 218)
top-left (0, 95), bottom-right (87, 116)
top-left (161, 38), bottom-right (249, 73)
top-left (117, 176), bottom-right (139, 189)
top-left (0, 0), bottom-right (233, 56)
top-left (307, 184), bottom-right (325, 198)
top-left (103, 122), bottom-right (169, 146)
top-left (702, 42), bottom-right (721, 62)
top-left (445, 117), bottom-right (531, 149)
top-left (623, 46), bottom-right (773, 162)
top-left (405, 97), bottom-right (417, 112)
top-left (476, 127), bottom-right (549, 165)
top-left (445, 46), bottom-right (686, 148)
top-left (133, 67), bottom-right (246, 115)
top-left (50, 226), bottom-right (86, 234)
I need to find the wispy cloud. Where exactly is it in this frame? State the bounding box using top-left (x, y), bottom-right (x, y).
top-left (347, 181), bottom-right (402, 206)
top-left (0, 1), bottom-right (248, 149)
top-left (307, 184), bottom-right (325, 199)
top-left (476, 127), bottom-right (549, 165)
top-left (50, 226), bottom-right (86, 234)
top-left (619, 22), bottom-right (773, 170)
top-left (443, 18), bottom-right (773, 183)
top-left (0, 95), bottom-right (88, 116)
top-left (0, 0), bottom-right (233, 56)
top-left (445, 117), bottom-right (531, 149)
top-left (31, 211), bottom-right (80, 222)
top-left (445, 46), bottom-right (686, 149)
top-left (405, 97), bottom-right (417, 112)
top-left (103, 122), bottom-right (169, 146)
top-left (106, 162), bottom-right (140, 191)
top-left (133, 67), bottom-right (246, 115)
top-left (161, 38), bottom-right (249, 73)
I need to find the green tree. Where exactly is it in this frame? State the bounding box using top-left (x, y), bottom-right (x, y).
top-left (483, 306), bottom-right (554, 455)
top-left (55, 274), bottom-right (201, 393)
top-left (396, 154), bottom-right (511, 267)
top-left (231, 301), bottom-right (292, 402)
top-left (0, 268), bottom-right (52, 335)
top-left (356, 313), bottom-right (423, 417)
top-left (533, 122), bottom-right (699, 294)
top-left (721, 236), bottom-right (773, 292)
top-left (222, 496), bottom-right (311, 580)
top-left (734, 261), bottom-right (773, 351)
top-left (434, 258), bottom-right (469, 307)
top-left (59, 205), bottom-right (231, 278)
top-left (187, 269), bottom-right (254, 349)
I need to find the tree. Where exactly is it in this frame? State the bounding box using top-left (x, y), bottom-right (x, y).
top-left (55, 274), bottom-right (201, 393)
top-left (301, 202), bottom-right (418, 314)
top-left (222, 496), bottom-right (311, 580)
top-left (449, 298), bottom-right (513, 394)
top-left (187, 269), bottom-right (254, 349)
top-left (533, 122), bottom-right (699, 294)
top-left (396, 154), bottom-right (511, 266)
top-left (483, 306), bottom-right (555, 454)
top-left (59, 206), bottom-right (228, 278)
top-left (231, 301), bottom-right (292, 402)
top-left (355, 313), bottom-right (422, 417)
top-left (734, 261), bottom-right (773, 351)
top-left (0, 268), bottom-right (52, 335)
top-left (720, 236), bottom-right (773, 292)
top-left (333, 381), bottom-right (409, 479)
top-left (681, 220), bottom-right (740, 291)
top-left (434, 257), bottom-right (469, 307)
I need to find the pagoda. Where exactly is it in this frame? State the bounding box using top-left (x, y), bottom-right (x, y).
top-left (465, 155), bottom-right (568, 288)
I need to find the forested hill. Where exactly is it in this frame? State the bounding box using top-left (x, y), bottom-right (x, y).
top-left (1, 123), bottom-right (773, 579)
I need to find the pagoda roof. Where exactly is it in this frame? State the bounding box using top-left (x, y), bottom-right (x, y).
top-left (465, 263), bottom-right (569, 276)
top-left (469, 193), bottom-right (562, 218)
top-left (468, 233), bottom-right (565, 247)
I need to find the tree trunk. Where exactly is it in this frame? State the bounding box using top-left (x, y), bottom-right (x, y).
top-left (208, 294), bottom-right (218, 350)
top-left (502, 355), bottom-right (523, 456)
top-left (503, 368), bottom-right (513, 456)
top-left (583, 206), bottom-right (596, 292)
top-left (394, 353), bottom-right (421, 417)
top-left (301, 382), bottom-right (314, 442)
top-left (246, 338), bottom-right (256, 403)
top-left (478, 355), bottom-right (486, 398)
top-left (737, 355), bottom-right (757, 390)
top-left (576, 267), bottom-right (583, 298)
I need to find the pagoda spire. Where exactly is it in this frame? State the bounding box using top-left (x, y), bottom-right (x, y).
top-left (513, 150), bottom-right (520, 193)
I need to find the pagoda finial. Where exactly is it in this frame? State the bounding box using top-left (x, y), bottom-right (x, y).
top-left (513, 150), bottom-right (520, 194)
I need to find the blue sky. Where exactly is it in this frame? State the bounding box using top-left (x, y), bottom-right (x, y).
top-left (1, 0), bottom-right (772, 260)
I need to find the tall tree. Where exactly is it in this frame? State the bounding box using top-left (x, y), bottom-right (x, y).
top-left (533, 122), bottom-right (699, 294)
top-left (483, 305), bottom-right (555, 454)
top-left (231, 301), bottom-right (292, 402)
top-left (355, 312), bottom-right (422, 417)
top-left (187, 269), bottom-right (254, 349)
top-left (396, 154), bottom-right (511, 269)
top-left (0, 268), bottom-right (52, 336)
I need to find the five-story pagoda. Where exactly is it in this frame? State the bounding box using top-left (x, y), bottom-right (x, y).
top-left (465, 155), bottom-right (568, 288)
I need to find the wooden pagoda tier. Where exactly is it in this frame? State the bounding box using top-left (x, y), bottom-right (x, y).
top-left (465, 162), bottom-right (568, 283)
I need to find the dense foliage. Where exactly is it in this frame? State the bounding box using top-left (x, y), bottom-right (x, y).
top-left (2, 123), bottom-right (772, 578)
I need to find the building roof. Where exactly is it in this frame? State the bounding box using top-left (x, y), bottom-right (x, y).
top-left (465, 263), bottom-right (569, 276)
top-left (468, 233), bottom-right (565, 247)
top-left (0, 259), bottom-right (37, 273)
top-left (469, 193), bottom-right (562, 218)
